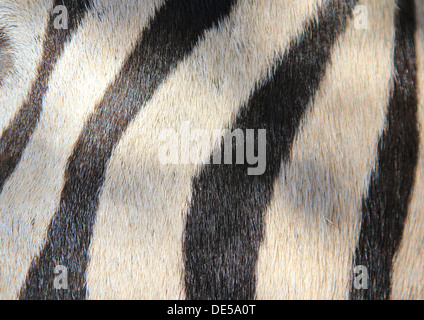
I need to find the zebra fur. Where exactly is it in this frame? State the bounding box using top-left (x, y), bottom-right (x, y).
top-left (0, 0), bottom-right (423, 300)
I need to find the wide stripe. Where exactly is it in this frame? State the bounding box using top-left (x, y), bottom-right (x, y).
top-left (19, 0), bottom-right (237, 300)
top-left (0, 0), bottom-right (92, 193)
top-left (183, 0), bottom-right (358, 300)
top-left (350, 0), bottom-right (419, 300)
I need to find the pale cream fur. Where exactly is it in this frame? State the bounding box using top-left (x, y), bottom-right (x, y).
top-left (0, 0), bottom-right (53, 133)
top-left (256, 0), bottom-right (396, 299)
top-left (391, 0), bottom-right (424, 300)
top-left (0, 0), bottom-right (165, 299)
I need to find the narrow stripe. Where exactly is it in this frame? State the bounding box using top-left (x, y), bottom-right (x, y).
top-left (350, 0), bottom-right (419, 300)
top-left (0, 0), bottom-right (92, 193)
top-left (19, 0), bottom-right (237, 300)
top-left (183, 0), bottom-right (358, 300)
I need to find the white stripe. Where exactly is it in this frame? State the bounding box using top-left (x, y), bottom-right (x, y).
top-left (0, 0), bottom-right (164, 299)
top-left (256, 0), bottom-right (396, 299)
top-left (86, 0), bottom-right (326, 299)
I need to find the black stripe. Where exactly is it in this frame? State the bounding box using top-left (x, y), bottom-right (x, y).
top-left (0, 0), bottom-right (92, 193)
top-left (183, 0), bottom-right (358, 300)
top-left (19, 0), bottom-right (237, 300)
top-left (350, 0), bottom-right (419, 300)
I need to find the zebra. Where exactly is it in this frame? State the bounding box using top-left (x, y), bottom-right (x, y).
top-left (0, 0), bottom-right (423, 300)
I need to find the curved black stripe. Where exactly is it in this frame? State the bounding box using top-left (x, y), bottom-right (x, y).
top-left (19, 0), bottom-right (237, 300)
top-left (0, 0), bottom-right (92, 193)
top-left (183, 0), bottom-right (358, 300)
top-left (350, 0), bottom-right (418, 300)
